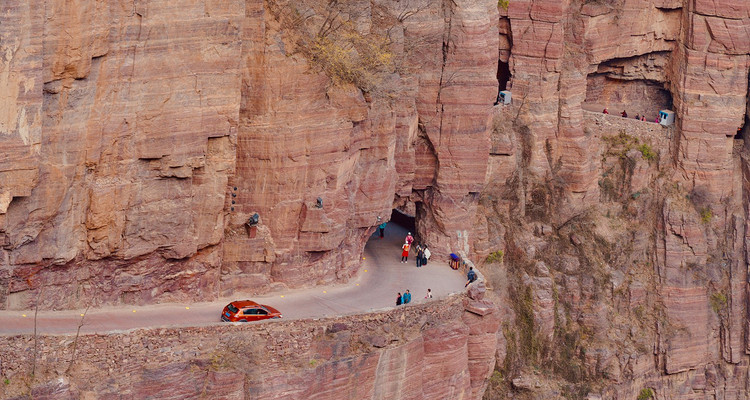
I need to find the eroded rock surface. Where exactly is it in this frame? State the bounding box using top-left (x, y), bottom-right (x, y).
top-left (3, 0), bottom-right (750, 398)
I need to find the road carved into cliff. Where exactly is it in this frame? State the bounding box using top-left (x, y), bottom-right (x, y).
top-left (0, 223), bottom-right (465, 335)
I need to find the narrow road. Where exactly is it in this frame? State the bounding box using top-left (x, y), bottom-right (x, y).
top-left (0, 224), bottom-right (465, 335)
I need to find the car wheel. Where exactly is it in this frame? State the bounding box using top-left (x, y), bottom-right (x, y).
top-left (240, 319), bottom-right (248, 322)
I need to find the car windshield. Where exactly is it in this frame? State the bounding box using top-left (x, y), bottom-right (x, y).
top-left (227, 304), bottom-right (239, 313)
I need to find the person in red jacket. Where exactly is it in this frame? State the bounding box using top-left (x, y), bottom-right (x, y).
top-left (401, 242), bottom-right (410, 263)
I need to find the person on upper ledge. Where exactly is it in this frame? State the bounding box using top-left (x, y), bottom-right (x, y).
top-left (635, 114), bottom-right (640, 120)
top-left (621, 110), bottom-right (628, 118)
top-left (602, 108), bottom-right (609, 114)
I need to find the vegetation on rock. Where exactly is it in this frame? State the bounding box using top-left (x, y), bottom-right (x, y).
top-left (637, 387), bottom-right (655, 400)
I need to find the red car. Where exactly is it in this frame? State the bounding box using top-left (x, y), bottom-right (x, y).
top-left (221, 300), bottom-right (282, 322)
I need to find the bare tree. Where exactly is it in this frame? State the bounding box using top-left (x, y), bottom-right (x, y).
top-left (67, 305), bottom-right (90, 374)
top-left (397, 0), bottom-right (436, 22)
top-left (31, 287), bottom-right (42, 378)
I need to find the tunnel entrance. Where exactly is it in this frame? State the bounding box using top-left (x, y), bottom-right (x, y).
top-left (367, 208), bottom-right (415, 243)
top-left (365, 207), bottom-right (417, 263)
top-left (583, 74), bottom-right (673, 120)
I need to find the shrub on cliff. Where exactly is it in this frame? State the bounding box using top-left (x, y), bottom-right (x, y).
top-left (307, 32), bottom-right (393, 92)
top-left (637, 388), bottom-right (654, 400)
top-left (268, 0), bottom-right (398, 95)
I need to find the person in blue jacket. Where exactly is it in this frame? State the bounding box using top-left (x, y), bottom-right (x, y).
top-left (403, 290), bottom-right (412, 304)
top-left (466, 267), bottom-right (477, 287)
top-left (379, 221), bottom-right (387, 238)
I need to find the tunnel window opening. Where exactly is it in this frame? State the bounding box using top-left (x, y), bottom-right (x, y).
top-left (583, 73), bottom-right (673, 122)
top-left (497, 60), bottom-right (511, 92)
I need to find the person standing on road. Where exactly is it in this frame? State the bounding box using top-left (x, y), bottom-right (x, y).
top-left (401, 242), bottom-right (410, 263)
top-left (405, 232), bottom-right (414, 246)
top-left (378, 221), bottom-right (387, 238)
top-left (415, 244), bottom-right (424, 267)
top-left (403, 290), bottom-right (412, 304)
top-left (396, 292), bottom-right (403, 306)
top-left (423, 245), bottom-right (431, 265)
top-left (425, 288), bottom-right (433, 299)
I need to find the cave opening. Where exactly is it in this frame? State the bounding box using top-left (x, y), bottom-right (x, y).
top-left (497, 60), bottom-right (511, 92)
top-left (583, 73), bottom-right (673, 121)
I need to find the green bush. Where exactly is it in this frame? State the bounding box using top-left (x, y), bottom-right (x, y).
top-left (498, 0), bottom-right (509, 9)
top-left (486, 250), bottom-right (504, 264)
top-left (710, 292), bottom-right (727, 314)
top-left (637, 388), bottom-right (654, 400)
top-left (638, 143), bottom-right (656, 161)
top-left (700, 207), bottom-right (712, 224)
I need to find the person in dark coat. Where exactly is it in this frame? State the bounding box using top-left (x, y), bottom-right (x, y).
top-left (465, 267), bottom-right (477, 287)
top-left (396, 292), bottom-right (402, 306)
top-left (415, 244), bottom-right (424, 267)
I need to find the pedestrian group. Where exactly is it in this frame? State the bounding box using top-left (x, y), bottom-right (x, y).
top-left (603, 108), bottom-right (660, 123)
top-left (395, 231), bottom-right (432, 306)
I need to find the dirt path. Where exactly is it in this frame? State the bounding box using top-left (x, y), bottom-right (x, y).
top-left (0, 224), bottom-right (465, 335)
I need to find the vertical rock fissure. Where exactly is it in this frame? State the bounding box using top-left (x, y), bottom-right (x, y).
top-left (436, 0), bottom-right (455, 130)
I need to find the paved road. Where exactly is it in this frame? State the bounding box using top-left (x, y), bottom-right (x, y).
top-left (0, 223), bottom-right (465, 335)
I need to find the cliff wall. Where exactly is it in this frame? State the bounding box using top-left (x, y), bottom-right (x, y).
top-left (3, 0), bottom-right (750, 398)
top-left (474, 0), bottom-right (750, 398)
top-left (0, 0), bottom-right (499, 308)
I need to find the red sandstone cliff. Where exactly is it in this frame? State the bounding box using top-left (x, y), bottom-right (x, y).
top-left (3, 0), bottom-right (750, 398)
top-left (0, 0), bottom-right (498, 308)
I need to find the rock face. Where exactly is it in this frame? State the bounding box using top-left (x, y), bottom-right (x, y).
top-left (4, 0), bottom-right (750, 398)
top-left (0, 296), bottom-right (501, 400)
top-left (0, 0), bottom-right (498, 308)
top-left (477, 0), bottom-right (750, 398)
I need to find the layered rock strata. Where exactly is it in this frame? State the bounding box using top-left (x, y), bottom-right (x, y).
top-left (0, 0), bottom-right (499, 309)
